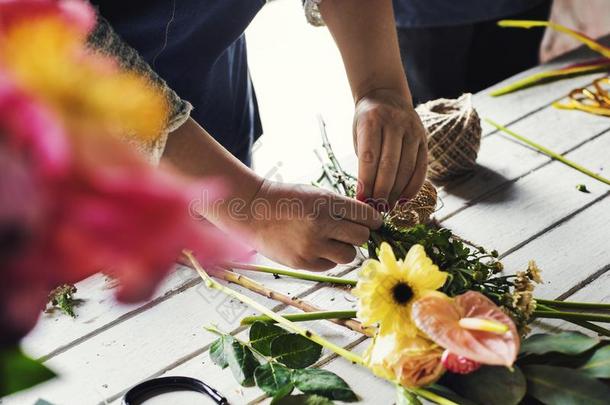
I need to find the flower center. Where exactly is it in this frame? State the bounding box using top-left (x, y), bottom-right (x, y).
top-left (391, 282), bottom-right (413, 305)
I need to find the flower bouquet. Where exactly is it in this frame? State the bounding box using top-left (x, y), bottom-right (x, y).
top-left (189, 126), bottom-right (610, 404)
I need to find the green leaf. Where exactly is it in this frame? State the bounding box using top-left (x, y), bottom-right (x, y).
top-left (209, 336), bottom-right (230, 369)
top-left (254, 362), bottom-right (293, 398)
top-left (292, 368), bottom-right (357, 402)
top-left (448, 366), bottom-right (526, 405)
top-left (271, 334), bottom-right (322, 369)
top-left (396, 386), bottom-right (422, 405)
top-left (523, 365), bottom-right (610, 405)
top-left (272, 394), bottom-right (334, 405)
top-left (0, 347), bottom-right (56, 396)
top-left (521, 332), bottom-right (599, 356)
top-left (250, 322), bottom-right (289, 356)
top-left (224, 338), bottom-right (260, 386)
top-left (580, 345), bottom-right (610, 378)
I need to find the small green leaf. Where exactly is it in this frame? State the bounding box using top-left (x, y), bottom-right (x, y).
top-left (0, 347), bottom-right (56, 396)
top-left (224, 338), bottom-right (260, 386)
top-left (448, 366), bottom-right (526, 405)
top-left (523, 365), bottom-right (610, 405)
top-left (396, 386), bottom-right (422, 405)
top-left (272, 394), bottom-right (334, 405)
top-left (209, 336), bottom-right (229, 369)
top-left (271, 334), bottom-right (322, 369)
top-left (292, 368), bottom-right (357, 402)
top-left (521, 332), bottom-right (599, 356)
top-left (254, 362), bottom-right (293, 397)
top-left (580, 345), bottom-right (610, 378)
top-left (250, 322), bottom-right (289, 356)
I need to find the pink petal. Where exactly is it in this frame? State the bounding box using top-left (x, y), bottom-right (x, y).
top-left (0, 0), bottom-right (95, 34)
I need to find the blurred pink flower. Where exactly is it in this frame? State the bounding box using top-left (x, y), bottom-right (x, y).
top-left (0, 0), bottom-right (95, 34)
top-left (1, 77), bottom-right (248, 341)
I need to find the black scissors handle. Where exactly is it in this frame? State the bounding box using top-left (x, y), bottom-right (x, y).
top-left (122, 376), bottom-right (228, 405)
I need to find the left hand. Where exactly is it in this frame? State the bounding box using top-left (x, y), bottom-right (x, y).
top-left (353, 88), bottom-right (428, 211)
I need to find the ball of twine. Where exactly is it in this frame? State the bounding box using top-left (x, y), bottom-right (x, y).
top-left (416, 93), bottom-right (482, 181)
top-left (389, 180), bottom-right (438, 229)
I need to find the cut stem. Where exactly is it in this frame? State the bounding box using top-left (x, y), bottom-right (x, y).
top-left (199, 265), bottom-right (369, 336)
top-left (241, 310), bottom-right (358, 325)
top-left (221, 262), bottom-right (357, 286)
top-left (533, 310), bottom-right (610, 323)
top-left (485, 118), bottom-right (610, 185)
top-left (537, 299), bottom-right (610, 311)
top-left (535, 303), bottom-right (610, 337)
top-left (184, 250), bottom-right (365, 366)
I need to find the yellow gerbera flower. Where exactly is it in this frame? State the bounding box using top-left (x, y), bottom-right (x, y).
top-left (353, 242), bottom-right (447, 337)
top-left (1, 17), bottom-right (168, 140)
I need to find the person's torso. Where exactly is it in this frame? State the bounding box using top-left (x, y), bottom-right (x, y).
top-left (393, 0), bottom-right (546, 28)
top-left (92, 0), bottom-right (265, 162)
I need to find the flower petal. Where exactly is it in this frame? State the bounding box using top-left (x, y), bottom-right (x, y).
top-left (403, 244), bottom-right (447, 291)
top-left (412, 291), bottom-right (519, 367)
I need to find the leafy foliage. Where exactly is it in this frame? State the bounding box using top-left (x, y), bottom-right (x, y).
top-left (271, 334), bottom-right (322, 369)
top-left (523, 365), bottom-right (610, 405)
top-left (520, 332), bottom-right (599, 356)
top-left (207, 322), bottom-right (356, 403)
top-left (292, 368), bottom-right (357, 402)
top-left (46, 284), bottom-right (78, 318)
top-left (250, 322), bottom-right (289, 356)
top-left (0, 347), bottom-right (56, 396)
top-left (443, 365), bottom-right (526, 405)
top-left (580, 344), bottom-right (610, 378)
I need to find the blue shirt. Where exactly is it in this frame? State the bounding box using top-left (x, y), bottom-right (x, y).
top-left (393, 0), bottom-right (545, 28)
top-left (92, 0), bottom-right (265, 164)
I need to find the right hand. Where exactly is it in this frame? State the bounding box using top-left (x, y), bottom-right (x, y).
top-left (241, 180), bottom-right (383, 271)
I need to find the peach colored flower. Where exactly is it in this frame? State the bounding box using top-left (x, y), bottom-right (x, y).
top-left (364, 333), bottom-right (445, 388)
top-left (412, 291), bottom-right (519, 367)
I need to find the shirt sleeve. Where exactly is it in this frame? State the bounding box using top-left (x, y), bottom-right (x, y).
top-left (303, 0), bottom-right (325, 26)
top-left (87, 15), bottom-right (193, 164)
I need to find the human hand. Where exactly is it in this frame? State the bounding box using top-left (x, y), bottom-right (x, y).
top-left (353, 88), bottom-right (428, 211)
top-left (242, 180), bottom-right (382, 271)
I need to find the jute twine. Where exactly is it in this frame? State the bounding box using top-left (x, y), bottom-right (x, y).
top-left (416, 93), bottom-right (481, 181)
top-left (389, 180), bottom-right (438, 229)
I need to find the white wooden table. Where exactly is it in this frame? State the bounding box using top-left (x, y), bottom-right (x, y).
top-left (4, 5), bottom-right (610, 405)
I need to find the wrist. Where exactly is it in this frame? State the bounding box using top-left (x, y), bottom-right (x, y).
top-left (355, 86), bottom-right (413, 110)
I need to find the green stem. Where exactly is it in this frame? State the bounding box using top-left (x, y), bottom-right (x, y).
top-left (535, 303), bottom-right (610, 337)
top-left (412, 388), bottom-right (460, 405)
top-left (185, 251), bottom-right (364, 366)
top-left (533, 310), bottom-right (610, 323)
top-left (537, 299), bottom-right (610, 311)
top-left (221, 262), bottom-right (357, 286)
top-left (241, 310), bottom-right (358, 325)
top-left (484, 118), bottom-right (610, 186)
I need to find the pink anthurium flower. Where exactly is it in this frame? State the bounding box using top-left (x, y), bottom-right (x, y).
top-left (412, 291), bottom-right (519, 367)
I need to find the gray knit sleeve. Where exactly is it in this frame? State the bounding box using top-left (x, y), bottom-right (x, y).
top-left (87, 15), bottom-right (192, 163)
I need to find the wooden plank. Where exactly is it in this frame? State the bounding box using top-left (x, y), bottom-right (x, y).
top-left (434, 103), bottom-right (610, 220)
top-left (102, 268), bottom-right (364, 405)
top-left (441, 131), bottom-right (610, 255)
top-left (3, 261), bottom-right (362, 404)
top-left (500, 195), bottom-right (610, 299)
top-left (20, 268), bottom-right (197, 360)
top-left (474, 35), bottom-right (610, 135)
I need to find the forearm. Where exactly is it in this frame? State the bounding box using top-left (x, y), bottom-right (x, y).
top-left (319, 0), bottom-right (411, 103)
top-left (162, 118), bottom-right (264, 232)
